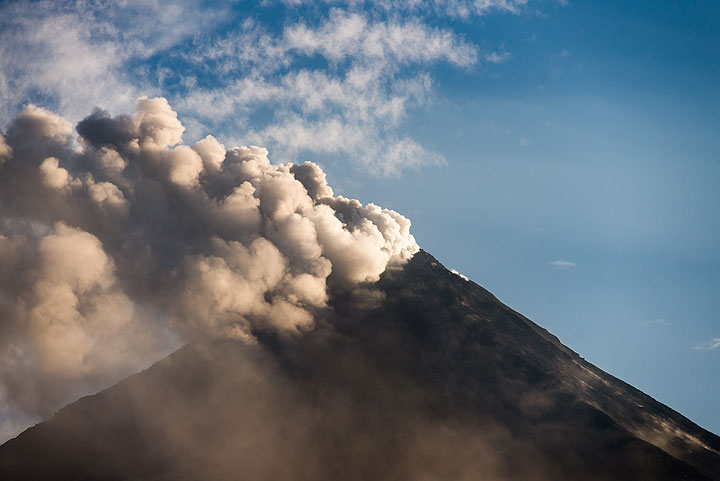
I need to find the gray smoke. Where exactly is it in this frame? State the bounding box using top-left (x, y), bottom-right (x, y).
top-left (0, 97), bottom-right (418, 439)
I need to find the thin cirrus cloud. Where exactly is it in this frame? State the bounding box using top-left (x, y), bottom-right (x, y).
top-left (549, 260), bottom-right (576, 270)
top-left (645, 318), bottom-right (671, 326)
top-left (276, 0), bottom-right (530, 18)
top-left (0, 1), bottom-right (525, 177)
top-left (693, 338), bottom-right (720, 351)
top-left (484, 50), bottom-right (512, 63)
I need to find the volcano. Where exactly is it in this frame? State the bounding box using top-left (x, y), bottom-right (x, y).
top-left (1, 251), bottom-right (718, 480)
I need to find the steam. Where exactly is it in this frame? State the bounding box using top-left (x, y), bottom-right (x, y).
top-left (0, 97), bottom-right (418, 435)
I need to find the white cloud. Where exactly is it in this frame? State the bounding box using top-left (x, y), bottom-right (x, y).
top-left (173, 11), bottom-right (477, 175)
top-left (1, 1), bottom-right (525, 175)
top-left (0, 0), bottom-right (228, 125)
top-left (284, 12), bottom-right (477, 66)
top-left (548, 260), bottom-right (576, 270)
top-left (0, 7), bottom-right (136, 124)
top-left (645, 318), bottom-right (671, 326)
top-left (238, 115), bottom-right (443, 176)
top-left (693, 338), bottom-right (720, 351)
top-left (484, 51), bottom-right (512, 63)
top-left (276, 0), bottom-right (530, 18)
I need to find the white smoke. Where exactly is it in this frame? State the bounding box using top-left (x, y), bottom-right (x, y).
top-left (0, 97), bottom-right (418, 438)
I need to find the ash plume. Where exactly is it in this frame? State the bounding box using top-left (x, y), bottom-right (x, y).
top-left (0, 97), bottom-right (418, 438)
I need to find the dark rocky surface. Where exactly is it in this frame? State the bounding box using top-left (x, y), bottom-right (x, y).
top-left (1, 251), bottom-right (718, 480)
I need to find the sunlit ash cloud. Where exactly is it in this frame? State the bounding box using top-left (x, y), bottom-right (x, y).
top-left (0, 97), bottom-right (418, 440)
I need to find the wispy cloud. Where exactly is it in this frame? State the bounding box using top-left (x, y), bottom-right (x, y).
top-left (175, 10), bottom-right (478, 175)
top-left (0, 2), bottom-right (528, 176)
top-left (548, 260), bottom-right (576, 270)
top-left (276, 0), bottom-right (531, 19)
top-left (693, 338), bottom-right (720, 351)
top-left (484, 50), bottom-right (512, 63)
top-left (645, 318), bottom-right (671, 326)
top-left (0, 0), bottom-right (228, 124)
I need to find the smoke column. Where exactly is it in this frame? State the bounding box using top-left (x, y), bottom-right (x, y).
top-left (0, 97), bottom-right (418, 439)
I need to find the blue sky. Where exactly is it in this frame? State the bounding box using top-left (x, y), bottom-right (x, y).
top-left (1, 0), bottom-right (718, 434)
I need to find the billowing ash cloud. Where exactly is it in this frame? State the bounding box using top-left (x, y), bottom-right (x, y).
top-left (0, 97), bottom-right (418, 436)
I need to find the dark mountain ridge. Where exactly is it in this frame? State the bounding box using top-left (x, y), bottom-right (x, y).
top-left (1, 251), bottom-right (718, 480)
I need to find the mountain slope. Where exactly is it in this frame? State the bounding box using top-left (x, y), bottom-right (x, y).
top-left (1, 251), bottom-right (718, 480)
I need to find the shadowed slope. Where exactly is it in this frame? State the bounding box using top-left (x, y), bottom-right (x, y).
top-left (1, 251), bottom-right (718, 480)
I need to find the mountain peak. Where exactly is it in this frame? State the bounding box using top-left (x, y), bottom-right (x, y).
top-left (1, 252), bottom-right (718, 481)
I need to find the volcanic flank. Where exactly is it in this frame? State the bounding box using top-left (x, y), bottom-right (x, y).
top-left (1, 251), bottom-right (720, 480)
top-left (1, 99), bottom-right (719, 480)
